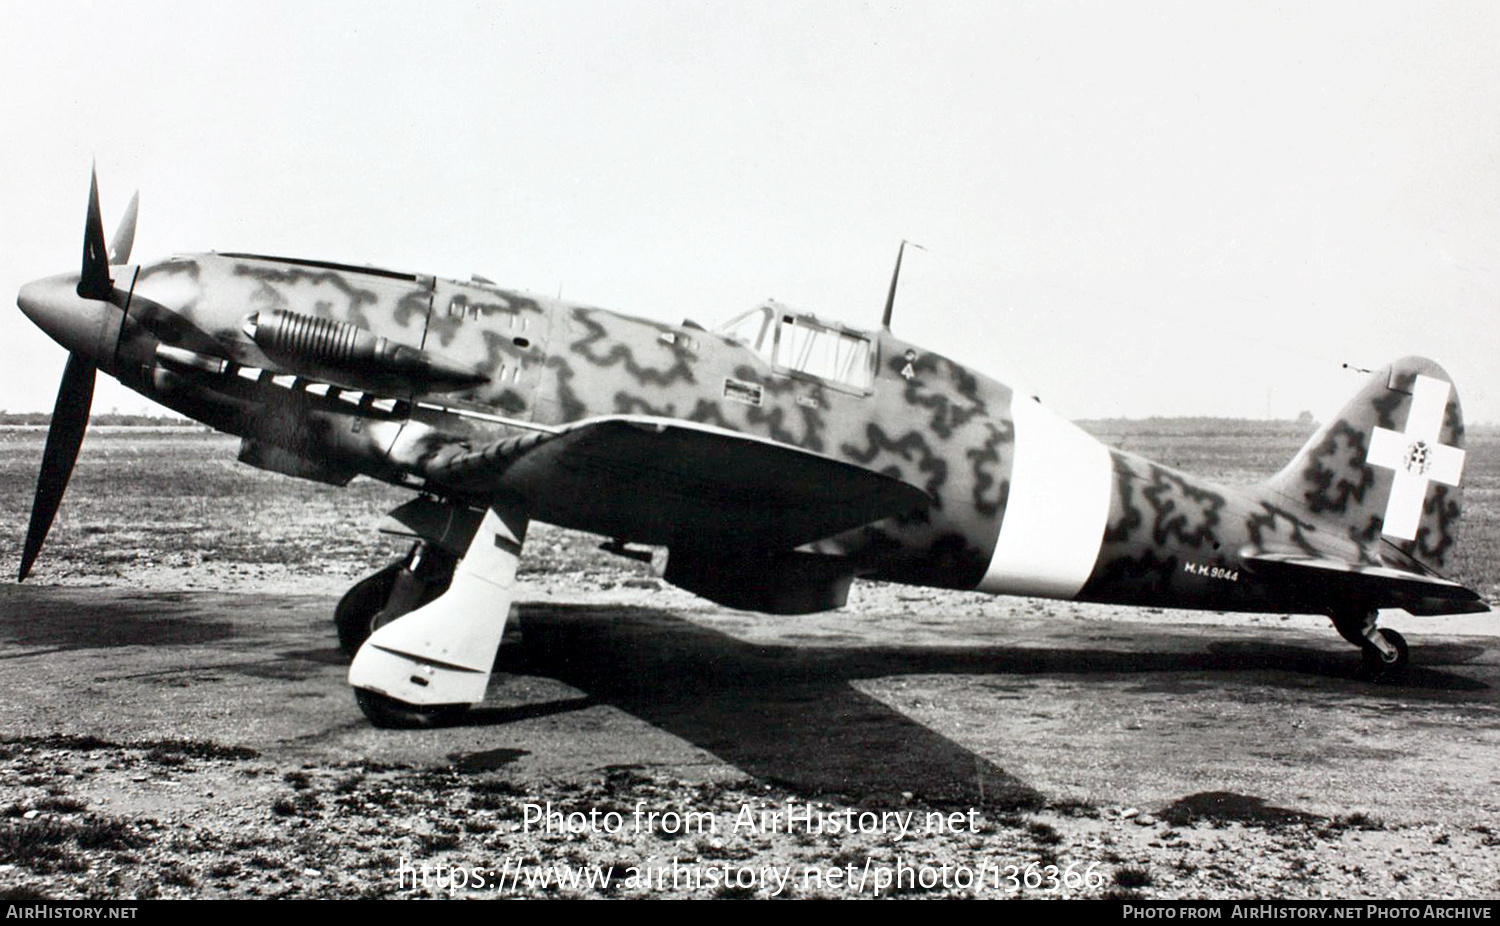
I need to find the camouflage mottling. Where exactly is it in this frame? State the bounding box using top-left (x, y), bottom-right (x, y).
top-left (1243, 501), bottom-right (1322, 558)
top-left (231, 263), bottom-right (385, 331)
top-left (517, 305), bottom-right (1015, 589)
top-left (1080, 447), bottom-right (1346, 612)
top-left (1078, 357), bottom-right (1471, 614)
top-left (394, 288), bottom-right (433, 330)
top-left (965, 420), bottom-right (1014, 519)
top-left (1296, 421), bottom-right (1376, 518)
top-left (1408, 485), bottom-right (1461, 567)
top-left (539, 354), bottom-right (588, 423)
top-left (1139, 463), bottom-right (1225, 549)
top-left (571, 308), bottom-right (699, 388)
top-left (739, 366), bottom-right (827, 452)
top-left (136, 258), bottom-right (200, 285)
top-left (1372, 384), bottom-right (1404, 431)
top-left (840, 424), bottom-right (949, 501)
top-left (892, 351), bottom-right (990, 439)
top-left (93, 252), bottom-right (1480, 616)
top-left (1265, 356), bottom-right (1466, 572)
top-left (1085, 451), bottom-right (1220, 608)
top-left (426, 288), bottom-right (547, 349)
top-left (121, 256), bottom-right (1020, 595)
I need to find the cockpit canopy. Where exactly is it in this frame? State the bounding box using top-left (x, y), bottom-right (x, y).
top-left (716, 301), bottom-right (876, 392)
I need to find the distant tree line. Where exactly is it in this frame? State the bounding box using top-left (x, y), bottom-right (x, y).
top-left (1079, 416), bottom-right (1500, 439)
top-left (1075, 417), bottom-right (1320, 439)
top-left (0, 412), bottom-right (195, 427)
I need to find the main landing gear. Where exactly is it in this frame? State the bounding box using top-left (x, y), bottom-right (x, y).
top-left (335, 541), bottom-right (457, 657)
top-left (340, 504), bottom-right (529, 729)
top-left (352, 686), bottom-right (469, 730)
top-left (1331, 608), bottom-right (1409, 679)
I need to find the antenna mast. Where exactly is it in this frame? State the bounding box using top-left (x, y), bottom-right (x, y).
top-left (881, 239), bottom-right (923, 330)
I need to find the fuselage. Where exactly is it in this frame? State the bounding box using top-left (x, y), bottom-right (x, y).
top-left (28, 251), bottom-right (1373, 615)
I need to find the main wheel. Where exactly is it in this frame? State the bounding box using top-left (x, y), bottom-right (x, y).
top-left (354, 688), bottom-right (470, 729)
top-left (334, 545), bottom-right (458, 657)
top-left (334, 561), bottom-right (405, 656)
top-left (1360, 627), bottom-right (1410, 679)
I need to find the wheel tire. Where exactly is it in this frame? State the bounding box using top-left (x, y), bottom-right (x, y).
top-left (1360, 628), bottom-right (1410, 679)
top-left (354, 687), bottom-right (470, 729)
top-left (334, 548), bottom-right (459, 658)
top-left (334, 561), bottom-right (405, 657)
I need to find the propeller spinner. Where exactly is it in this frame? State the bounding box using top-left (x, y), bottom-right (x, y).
top-left (15, 171), bottom-right (137, 580)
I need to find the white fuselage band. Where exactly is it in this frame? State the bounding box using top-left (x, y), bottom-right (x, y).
top-left (976, 394), bottom-right (1113, 599)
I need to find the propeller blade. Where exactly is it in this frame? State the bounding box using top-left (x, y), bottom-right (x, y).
top-left (109, 191), bottom-right (139, 265)
top-left (18, 354), bottom-right (97, 581)
top-left (77, 169), bottom-right (112, 300)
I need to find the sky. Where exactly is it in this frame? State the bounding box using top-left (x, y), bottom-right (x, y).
top-left (1, 0), bottom-right (1496, 424)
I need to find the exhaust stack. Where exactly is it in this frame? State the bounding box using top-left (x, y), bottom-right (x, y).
top-left (243, 309), bottom-right (488, 393)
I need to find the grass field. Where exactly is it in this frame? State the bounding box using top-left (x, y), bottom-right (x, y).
top-left (2, 421), bottom-right (1496, 600)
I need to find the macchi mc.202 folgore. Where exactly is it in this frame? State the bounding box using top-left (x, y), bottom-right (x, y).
top-left (14, 173), bottom-right (1489, 727)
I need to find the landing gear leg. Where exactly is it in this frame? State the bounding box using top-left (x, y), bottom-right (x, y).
top-left (334, 541), bottom-right (457, 657)
top-left (1331, 608), bottom-right (1409, 679)
top-left (348, 504), bottom-right (529, 728)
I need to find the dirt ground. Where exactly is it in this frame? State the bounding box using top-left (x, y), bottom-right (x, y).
top-left (1, 571), bottom-right (1498, 899)
top-left (2, 426), bottom-right (1497, 899)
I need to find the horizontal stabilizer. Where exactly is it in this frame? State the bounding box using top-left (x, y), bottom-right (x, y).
top-left (1242, 550), bottom-right (1489, 616)
top-left (423, 415), bottom-right (930, 551)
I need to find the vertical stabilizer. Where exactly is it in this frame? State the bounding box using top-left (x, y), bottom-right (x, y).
top-left (1262, 357), bottom-right (1465, 574)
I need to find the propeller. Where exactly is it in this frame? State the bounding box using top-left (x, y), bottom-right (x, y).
top-left (110, 191), bottom-right (139, 265)
top-left (18, 171), bottom-right (135, 581)
top-left (18, 355), bottom-right (96, 580)
top-left (77, 170), bottom-right (112, 300)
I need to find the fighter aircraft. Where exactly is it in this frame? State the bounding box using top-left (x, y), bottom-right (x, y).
top-left (13, 173), bottom-right (1490, 727)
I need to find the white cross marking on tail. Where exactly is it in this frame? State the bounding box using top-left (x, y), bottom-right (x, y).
top-left (1365, 374), bottom-right (1465, 541)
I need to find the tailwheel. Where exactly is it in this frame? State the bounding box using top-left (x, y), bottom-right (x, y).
top-left (1359, 627), bottom-right (1410, 680)
top-left (1332, 609), bottom-right (1410, 681)
top-left (354, 688), bottom-right (470, 729)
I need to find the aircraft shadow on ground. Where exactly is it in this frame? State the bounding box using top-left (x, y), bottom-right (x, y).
top-left (0, 589), bottom-right (339, 684)
top-left (0, 590), bottom-right (237, 656)
top-left (4, 590), bottom-right (1491, 805)
top-left (455, 602), bottom-right (1492, 807)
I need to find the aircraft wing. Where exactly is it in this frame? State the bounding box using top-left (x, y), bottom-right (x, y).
top-left (1241, 550), bottom-right (1491, 616)
top-left (422, 415), bottom-right (930, 550)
